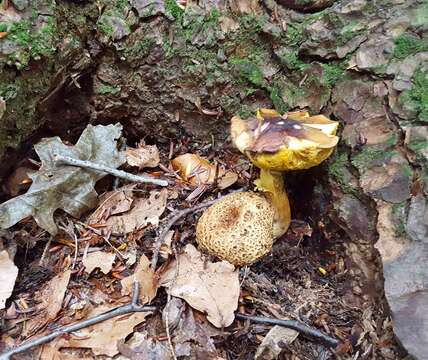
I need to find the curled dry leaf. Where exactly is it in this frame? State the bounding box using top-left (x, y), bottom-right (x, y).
top-left (23, 270), bottom-right (71, 337)
top-left (171, 153), bottom-right (238, 190)
top-left (160, 244), bottom-right (240, 328)
top-left (61, 303), bottom-right (151, 357)
top-left (121, 254), bottom-right (158, 304)
top-left (118, 330), bottom-right (171, 359)
top-left (0, 250), bottom-right (18, 309)
top-left (255, 326), bottom-right (299, 360)
top-left (126, 141), bottom-right (160, 169)
top-left (83, 251), bottom-right (115, 274)
top-left (92, 189), bottom-right (167, 235)
top-left (88, 185), bottom-right (135, 224)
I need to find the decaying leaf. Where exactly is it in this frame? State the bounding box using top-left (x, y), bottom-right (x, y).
top-left (126, 141), bottom-right (160, 169)
top-left (0, 250), bottom-right (18, 309)
top-left (0, 124), bottom-right (125, 235)
top-left (121, 254), bottom-right (157, 304)
top-left (118, 331), bottom-right (171, 359)
top-left (160, 244), bottom-right (240, 328)
top-left (95, 189), bottom-right (167, 235)
top-left (23, 270), bottom-right (71, 336)
top-left (171, 153), bottom-right (238, 189)
top-left (255, 326), bottom-right (299, 360)
top-left (83, 251), bottom-right (115, 274)
top-left (62, 303), bottom-right (151, 356)
top-left (88, 185), bottom-right (135, 224)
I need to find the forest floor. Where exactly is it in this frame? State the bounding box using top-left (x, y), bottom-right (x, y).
top-left (0, 128), bottom-right (404, 360)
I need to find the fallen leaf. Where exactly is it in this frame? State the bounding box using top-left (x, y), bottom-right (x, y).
top-left (168, 304), bottom-right (222, 357)
top-left (0, 32), bottom-right (7, 39)
top-left (88, 185), bottom-right (135, 224)
top-left (0, 250), bottom-right (18, 309)
top-left (118, 330), bottom-right (171, 359)
top-left (160, 244), bottom-right (240, 328)
top-left (0, 124), bottom-right (125, 235)
top-left (23, 270), bottom-right (71, 336)
top-left (255, 325), bottom-right (299, 360)
top-left (63, 303), bottom-right (151, 356)
top-left (126, 141), bottom-right (160, 169)
top-left (121, 254), bottom-right (157, 304)
top-left (171, 153), bottom-right (237, 189)
top-left (100, 189), bottom-right (167, 235)
top-left (83, 251), bottom-right (116, 274)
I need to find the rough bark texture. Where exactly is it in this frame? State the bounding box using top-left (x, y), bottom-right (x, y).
top-left (1, 0), bottom-right (427, 357)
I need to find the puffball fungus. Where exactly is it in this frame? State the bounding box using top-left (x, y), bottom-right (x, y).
top-left (196, 109), bottom-right (339, 266)
top-left (196, 192), bottom-right (275, 266)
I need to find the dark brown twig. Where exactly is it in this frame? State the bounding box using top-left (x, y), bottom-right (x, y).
top-left (0, 283), bottom-right (156, 360)
top-left (235, 313), bottom-right (340, 348)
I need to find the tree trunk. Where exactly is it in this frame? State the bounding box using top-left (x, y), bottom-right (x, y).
top-left (1, 0), bottom-right (427, 357)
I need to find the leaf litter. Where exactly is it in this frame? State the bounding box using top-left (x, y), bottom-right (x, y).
top-left (0, 124), bottom-right (402, 359)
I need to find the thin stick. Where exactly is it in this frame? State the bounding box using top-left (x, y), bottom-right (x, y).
top-left (0, 283), bottom-right (156, 360)
top-left (235, 313), bottom-right (340, 348)
top-left (53, 154), bottom-right (169, 187)
top-left (151, 198), bottom-right (220, 270)
top-left (165, 293), bottom-right (177, 360)
top-left (39, 237), bottom-right (52, 266)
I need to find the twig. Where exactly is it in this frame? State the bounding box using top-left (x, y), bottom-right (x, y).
top-left (39, 237), bottom-right (53, 266)
top-left (0, 283), bottom-right (156, 360)
top-left (235, 313), bottom-right (340, 348)
top-left (151, 197), bottom-right (220, 270)
top-left (165, 293), bottom-right (177, 360)
top-left (53, 154), bottom-right (169, 187)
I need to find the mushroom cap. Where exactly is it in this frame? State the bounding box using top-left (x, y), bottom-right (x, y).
top-left (196, 192), bottom-right (275, 266)
top-left (231, 109), bottom-right (339, 171)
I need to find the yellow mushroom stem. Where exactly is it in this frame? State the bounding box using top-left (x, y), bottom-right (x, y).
top-left (254, 168), bottom-right (291, 238)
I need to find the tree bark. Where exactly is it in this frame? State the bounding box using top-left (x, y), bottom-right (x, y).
top-left (1, 0), bottom-right (427, 357)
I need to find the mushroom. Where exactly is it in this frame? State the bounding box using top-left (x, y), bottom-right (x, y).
top-left (196, 109), bottom-right (339, 266)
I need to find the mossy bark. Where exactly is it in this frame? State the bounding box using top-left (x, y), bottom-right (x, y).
top-left (1, 0), bottom-right (427, 356)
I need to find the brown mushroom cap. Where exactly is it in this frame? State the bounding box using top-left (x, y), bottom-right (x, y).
top-left (196, 192), bottom-right (275, 266)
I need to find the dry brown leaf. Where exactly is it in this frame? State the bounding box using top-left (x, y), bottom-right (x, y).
top-left (83, 251), bottom-right (115, 274)
top-left (126, 141), bottom-right (160, 169)
top-left (88, 186), bottom-right (135, 224)
top-left (160, 244), bottom-right (240, 328)
top-left (63, 304), bottom-right (151, 356)
top-left (0, 250), bottom-right (18, 309)
top-left (98, 189), bottom-right (167, 235)
top-left (121, 254), bottom-right (157, 304)
top-left (255, 326), bottom-right (299, 360)
top-left (171, 153), bottom-right (237, 189)
top-left (23, 270), bottom-right (71, 336)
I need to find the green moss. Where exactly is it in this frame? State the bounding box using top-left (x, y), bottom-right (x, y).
top-left (96, 85), bottom-right (121, 94)
top-left (351, 146), bottom-right (387, 172)
top-left (392, 202), bottom-right (407, 236)
top-left (230, 58), bottom-right (264, 86)
top-left (4, 15), bottom-right (57, 67)
top-left (328, 152), bottom-right (358, 194)
top-left (165, 0), bottom-right (184, 20)
top-left (0, 23), bottom-right (7, 32)
top-left (321, 63), bottom-right (346, 87)
top-left (269, 86), bottom-right (288, 113)
top-left (276, 49), bottom-right (308, 72)
top-left (393, 33), bottom-right (428, 59)
top-left (124, 38), bottom-right (155, 59)
top-left (0, 84), bottom-right (19, 101)
top-left (115, 0), bottom-right (129, 11)
top-left (400, 69), bottom-right (428, 122)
